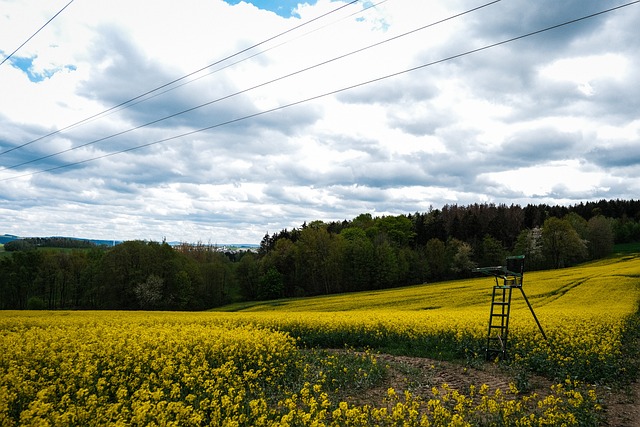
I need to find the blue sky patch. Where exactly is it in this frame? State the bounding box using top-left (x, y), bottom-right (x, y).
top-left (8, 55), bottom-right (76, 82)
top-left (223, 0), bottom-right (318, 18)
top-left (10, 56), bottom-right (44, 82)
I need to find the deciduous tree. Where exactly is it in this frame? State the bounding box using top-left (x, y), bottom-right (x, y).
top-left (425, 238), bottom-right (447, 280)
top-left (587, 215), bottom-right (614, 259)
top-left (542, 217), bottom-right (587, 268)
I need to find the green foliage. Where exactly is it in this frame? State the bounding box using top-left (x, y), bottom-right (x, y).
top-left (4, 239), bottom-right (36, 251)
top-left (371, 215), bottom-right (416, 247)
top-left (587, 215), bottom-right (614, 258)
top-left (258, 267), bottom-right (284, 300)
top-left (425, 238), bottom-right (447, 280)
top-left (340, 227), bottom-right (374, 292)
top-left (2, 200), bottom-right (639, 310)
top-left (542, 217), bottom-right (588, 268)
top-left (448, 239), bottom-right (476, 276)
top-left (4, 237), bottom-right (97, 251)
top-left (26, 296), bottom-right (46, 310)
top-left (479, 234), bottom-right (505, 266)
top-left (614, 241), bottom-right (640, 254)
top-left (514, 227), bottom-right (544, 270)
top-left (236, 252), bottom-right (260, 300)
top-left (0, 239), bottom-right (241, 310)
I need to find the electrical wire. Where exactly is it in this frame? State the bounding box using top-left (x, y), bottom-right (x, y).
top-left (0, 0), bottom-right (500, 172)
top-left (1, 0), bottom-right (638, 182)
top-left (14, 0), bottom-right (391, 137)
top-left (0, 0), bottom-right (362, 158)
top-left (0, 0), bottom-right (74, 67)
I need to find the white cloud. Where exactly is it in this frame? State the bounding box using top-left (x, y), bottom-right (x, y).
top-left (539, 53), bottom-right (628, 96)
top-left (478, 160), bottom-right (608, 198)
top-left (1, 0), bottom-right (639, 242)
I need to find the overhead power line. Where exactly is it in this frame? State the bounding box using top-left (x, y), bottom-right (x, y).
top-left (0, 0), bottom-right (362, 158)
top-left (0, 0), bottom-right (501, 172)
top-left (1, 0), bottom-right (638, 183)
top-left (75, 0), bottom-right (391, 126)
top-left (0, 0), bottom-right (75, 67)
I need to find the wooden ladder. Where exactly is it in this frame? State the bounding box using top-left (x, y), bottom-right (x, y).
top-left (486, 285), bottom-right (513, 361)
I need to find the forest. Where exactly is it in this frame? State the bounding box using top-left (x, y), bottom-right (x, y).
top-left (1, 199), bottom-right (639, 310)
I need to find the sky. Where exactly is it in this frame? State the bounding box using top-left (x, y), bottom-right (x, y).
top-left (0, 0), bottom-right (639, 244)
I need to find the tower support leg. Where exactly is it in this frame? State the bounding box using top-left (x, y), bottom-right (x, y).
top-left (517, 286), bottom-right (547, 340)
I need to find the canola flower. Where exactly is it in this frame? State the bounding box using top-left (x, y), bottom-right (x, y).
top-left (220, 254), bottom-right (640, 383)
top-left (2, 255), bottom-right (638, 425)
top-left (274, 378), bottom-right (602, 426)
top-left (0, 311), bottom-right (606, 426)
top-left (1, 313), bottom-right (301, 426)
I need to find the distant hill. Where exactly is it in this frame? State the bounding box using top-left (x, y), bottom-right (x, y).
top-left (0, 234), bottom-right (20, 244)
top-left (2, 235), bottom-right (120, 247)
top-left (0, 234), bottom-right (257, 250)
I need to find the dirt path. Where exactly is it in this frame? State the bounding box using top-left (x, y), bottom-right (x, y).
top-left (344, 353), bottom-right (639, 426)
top-left (602, 380), bottom-right (640, 427)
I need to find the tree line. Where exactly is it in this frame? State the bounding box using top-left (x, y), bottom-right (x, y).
top-left (4, 237), bottom-right (98, 252)
top-left (1, 199), bottom-right (639, 310)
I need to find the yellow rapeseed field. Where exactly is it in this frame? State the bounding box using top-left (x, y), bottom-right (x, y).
top-left (1, 313), bottom-right (302, 426)
top-left (1, 254), bottom-right (638, 425)
top-left (221, 253), bottom-right (640, 382)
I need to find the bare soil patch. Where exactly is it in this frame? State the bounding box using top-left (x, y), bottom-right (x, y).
top-left (342, 353), bottom-right (639, 427)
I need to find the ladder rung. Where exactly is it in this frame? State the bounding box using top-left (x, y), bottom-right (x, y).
top-left (487, 286), bottom-right (513, 361)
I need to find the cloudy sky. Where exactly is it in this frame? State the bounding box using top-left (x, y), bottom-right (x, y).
top-left (1, 0), bottom-right (639, 244)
